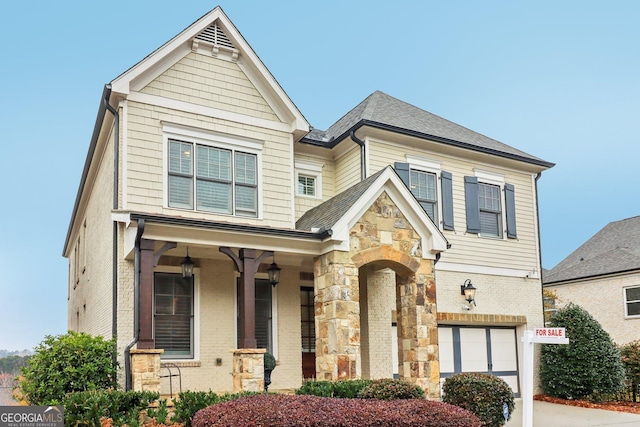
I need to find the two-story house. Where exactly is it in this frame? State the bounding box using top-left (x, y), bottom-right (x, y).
top-left (63, 6), bottom-right (553, 398)
top-left (544, 216), bottom-right (640, 345)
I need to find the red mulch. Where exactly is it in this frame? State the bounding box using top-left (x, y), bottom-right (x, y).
top-left (534, 394), bottom-right (640, 414)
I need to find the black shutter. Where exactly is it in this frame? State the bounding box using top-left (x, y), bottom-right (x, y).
top-left (464, 176), bottom-right (481, 233)
top-left (505, 183), bottom-right (517, 239)
top-left (394, 162), bottom-right (411, 189)
top-left (441, 171), bottom-right (454, 231)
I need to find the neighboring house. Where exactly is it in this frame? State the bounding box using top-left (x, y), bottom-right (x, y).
top-left (63, 7), bottom-right (553, 398)
top-left (544, 216), bottom-right (640, 345)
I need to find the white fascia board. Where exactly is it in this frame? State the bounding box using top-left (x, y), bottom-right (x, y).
top-left (111, 7), bottom-right (309, 138)
top-left (436, 261), bottom-right (535, 279)
top-left (328, 168), bottom-right (448, 259)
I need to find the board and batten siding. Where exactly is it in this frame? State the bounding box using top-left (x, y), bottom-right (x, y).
top-left (368, 140), bottom-right (540, 272)
top-left (141, 52), bottom-right (278, 121)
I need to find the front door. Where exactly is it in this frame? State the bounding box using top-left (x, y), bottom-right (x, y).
top-left (301, 287), bottom-right (316, 378)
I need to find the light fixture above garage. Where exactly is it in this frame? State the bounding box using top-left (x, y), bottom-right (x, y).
top-left (461, 279), bottom-right (477, 309)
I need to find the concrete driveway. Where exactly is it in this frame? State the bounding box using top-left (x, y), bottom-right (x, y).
top-left (505, 400), bottom-right (640, 427)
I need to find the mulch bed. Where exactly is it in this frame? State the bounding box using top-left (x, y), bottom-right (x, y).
top-left (534, 394), bottom-right (640, 415)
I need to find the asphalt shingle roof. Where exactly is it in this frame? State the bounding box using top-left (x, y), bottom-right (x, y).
top-left (303, 91), bottom-right (553, 168)
top-left (296, 168), bottom-right (388, 231)
top-left (544, 216), bottom-right (640, 284)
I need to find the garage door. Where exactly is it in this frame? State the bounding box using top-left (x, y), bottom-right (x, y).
top-left (438, 326), bottom-right (519, 396)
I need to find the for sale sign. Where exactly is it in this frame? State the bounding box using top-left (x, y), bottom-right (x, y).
top-left (530, 327), bottom-right (568, 343)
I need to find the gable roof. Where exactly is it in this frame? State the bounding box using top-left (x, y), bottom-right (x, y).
top-left (544, 216), bottom-right (640, 284)
top-left (302, 91), bottom-right (553, 169)
top-left (297, 166), bottom-right (448, 258)
top-left (110, 6), bottom-right (309, 137)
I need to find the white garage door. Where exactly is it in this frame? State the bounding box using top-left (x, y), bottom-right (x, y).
top-left (439, 326), bottom-right (519, 396)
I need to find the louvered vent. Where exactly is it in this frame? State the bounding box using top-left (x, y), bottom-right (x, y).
top-left (195, 22), bottom-right (235, 49)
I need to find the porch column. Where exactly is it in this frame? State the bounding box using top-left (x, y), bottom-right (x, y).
top-left (314, 251), bottom-right (361, 380)
top-left (138, 238), bottom-right (155, 349)
top-left (396, 259), bottom-right (440, 399)
top-left (238, 249), bottom-right (257, 349)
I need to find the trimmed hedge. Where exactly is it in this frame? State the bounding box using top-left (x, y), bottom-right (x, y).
top-left (296, 379), bottom-right (372, 398)
top-left (442, 373), bottom-right (515, 427)
top-left (358, 378), bottom-right (425, 400)
top-left (192, 394), bottom-right (482, 427)
top-left (173, 390), bottom-right (261, 427)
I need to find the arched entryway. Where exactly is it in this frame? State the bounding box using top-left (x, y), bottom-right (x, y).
top-left (313, 191), bottom-right (442, 398)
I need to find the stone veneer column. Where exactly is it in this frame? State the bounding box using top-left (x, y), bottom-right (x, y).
top-left (231, 348), bottom-right (265, 392)
top-left (314, 251), bottom-right (361, 380)
top-left (130, 349), bottom-right (164, 393)
top-left (396, 259), bottom-right (440, 399)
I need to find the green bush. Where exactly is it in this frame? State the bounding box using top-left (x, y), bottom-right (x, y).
top-left (62, 389), bottom-right (159, 427)
top-left (620, 340), bottom-right (640, 401)
top-left (19, 331), bottom-right (118, 405)
top-left (173, 390), bottom-right (261, 427)
top-left (147, 398), bottom-right (170, 424)
top-left (540, 303), bottom-right (625, 401)
top-left (442, 373), bottom-right (515, 427)
top-left (357, 378), bottom-right (425, 400)
top-left (295, 379), bottom-right (373, 398)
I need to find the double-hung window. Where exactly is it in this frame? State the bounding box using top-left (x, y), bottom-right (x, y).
top-left (154, 272), bottom-right (194, 359)
top-left (478, 183), bottom-right (502, 237)
top-left (624, 286), bottom-right (640, 317)
top-left (410, 169), bottom-right (438, 224)
top-left (168, 139), bottom-right (258, 217)
top-left (464, 170), bottom-right (517, 239)
top-left (394, 157), bottom-right (454, 231)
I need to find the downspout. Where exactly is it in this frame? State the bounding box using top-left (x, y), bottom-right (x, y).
top-left (125, 219), bottom-right (145, 391)
top-left (350, 130), bottom-right (366, 181)
top-left (103, 85), bottom-right (120, 340)
top-left (534, 172), bottom-right (546, 321)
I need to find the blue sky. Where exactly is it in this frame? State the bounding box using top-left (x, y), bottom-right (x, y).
top-left (0, 1), bottom-right (638, 351)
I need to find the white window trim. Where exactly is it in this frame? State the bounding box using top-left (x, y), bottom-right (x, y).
top-left (153, 266), bottom-right (201, 362)
top-left (624, 285), bottom-right (640, 318)
top-left (474, 169), bottom-right (506, 239)
top-left (406, 155), bottom-right (442, 228)
top-left (162, 122), bottom-right (264, 218)
top-left (295, 159), bottom-right (323, 199)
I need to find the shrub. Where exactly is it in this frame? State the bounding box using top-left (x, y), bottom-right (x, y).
top-left (442, 373), bottom-right (515, 427)
top-left (295, 379), bottom-right (373, 398)
top-left (173, 390), bottom-right (261, 427)
top-left (19, 331), bottom-right (118, 405)
top-left (147, 398), bottom-right (170, 425)
top-left (62, 389), bottom-right (159, 427)
top-left (357, 378), bottom-right (425, 400)
top-left (619, 340), bottom-right (640, 401)
top-left (539, 303), bottom-right (625, 400)
top-left (264, 352), bottom-right (277, 371)
top-left (192, 394), bottom-right (481, 427)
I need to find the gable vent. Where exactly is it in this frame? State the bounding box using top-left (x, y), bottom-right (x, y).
top-left (195, 22), bottom-right (236, 49)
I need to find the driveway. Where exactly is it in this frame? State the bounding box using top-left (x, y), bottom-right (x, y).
top-left (505, 400), bottom-right (640, 427)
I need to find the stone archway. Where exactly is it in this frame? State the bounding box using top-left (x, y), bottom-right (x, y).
top-left (313, 191), bottom-right (441, 398)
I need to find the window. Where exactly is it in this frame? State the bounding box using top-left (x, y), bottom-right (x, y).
top-left (394, 158), bottom-right (454, 230)
top-left (154, 272), bottom-right (194, 358)
top-left (295, 159), bottom-right (323, 199)
top-left (625, 286), bottom-right (640, 317)
top-left (168, 139), bottom-right (257, 216)
top-left (237, 279), bottom-right (273, 352)
top-left (464, 171), bottom-right (517, 239)
top-left (478, 182), bottom-right (502, 237)
top-left (298, 175), bottom-right (316, 197)
top-left (300, 287), bottom-right (315, 353)
top-left (410, 169), bottom-right (438, 223)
